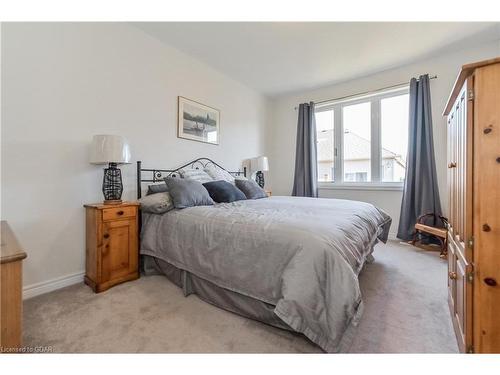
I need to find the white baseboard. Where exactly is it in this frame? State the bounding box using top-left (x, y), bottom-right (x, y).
top-left (23, 271), bottom-right (85, 300)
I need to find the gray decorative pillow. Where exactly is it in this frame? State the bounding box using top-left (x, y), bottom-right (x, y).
top-left (164, 177), bottom-right (214, 208)
top-left (146, 182), bottom-right (168, 196)
top-left (179, 168), bottom-right (213, 183)
top-left (235, 179), bottom-right (267, 199)
top-left (139, 192), bottom-right (174, 214)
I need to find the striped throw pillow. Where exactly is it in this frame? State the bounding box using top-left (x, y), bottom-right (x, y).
top-left (179, 168), bottom-right (213, 183)
top-left (204, 165), bottom-right (235, 184)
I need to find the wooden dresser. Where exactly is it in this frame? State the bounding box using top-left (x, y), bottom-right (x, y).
top-left (84, 202), bottom-right (140, 293)
top-left (443, 57), bottom-right (500, 353)
top-left (1, 221), bottom-right (27, 352)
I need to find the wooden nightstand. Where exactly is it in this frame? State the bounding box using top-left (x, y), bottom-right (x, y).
top-left (83, 202), bottom-right (140, 293)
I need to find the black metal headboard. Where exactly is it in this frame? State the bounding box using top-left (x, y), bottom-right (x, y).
top-left (136, 158), bottom-right (247, 199)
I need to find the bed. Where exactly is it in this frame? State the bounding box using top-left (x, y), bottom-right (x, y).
top-left (137, 159), bottom-right (392, 353)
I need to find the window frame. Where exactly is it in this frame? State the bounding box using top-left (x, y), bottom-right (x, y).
top-left (315, 86), bottom-right (409, 191)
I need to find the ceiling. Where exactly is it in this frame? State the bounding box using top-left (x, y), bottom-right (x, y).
top-left (133, 22), bottom-right (500, 96)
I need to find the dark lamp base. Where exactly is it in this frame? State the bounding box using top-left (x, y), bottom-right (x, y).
top-left (102, 162), bottom-right (124, 203)
top-left (255, 171), bottom-right (265, 188)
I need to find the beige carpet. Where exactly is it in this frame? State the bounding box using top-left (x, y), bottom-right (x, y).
top-left (23, 240), bottom-right (458, 353)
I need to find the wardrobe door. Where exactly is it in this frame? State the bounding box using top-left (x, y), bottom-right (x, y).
top-left (453, 247), bottom-right (473, 353)
top-left (457, 80), bottom-right (473, 258)
top-left (447, 79), bottom-right (473, 353)
top-left (447, 105), bottom-right (456, 234)
top-left (447, 232), bottom-right (457, 320)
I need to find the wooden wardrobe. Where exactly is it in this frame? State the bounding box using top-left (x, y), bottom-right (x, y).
top-left (443, 57), bottom-right (500, 353)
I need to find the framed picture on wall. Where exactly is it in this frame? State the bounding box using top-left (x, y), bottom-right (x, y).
top-left (178, 96), bottom-right (220, 145)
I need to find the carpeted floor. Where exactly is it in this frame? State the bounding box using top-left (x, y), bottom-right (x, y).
top-left (23, 240), bottom-right (458, 353)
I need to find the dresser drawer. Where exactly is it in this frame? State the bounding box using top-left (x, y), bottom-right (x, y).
top-left (102, 206), bottom-right (136, 221)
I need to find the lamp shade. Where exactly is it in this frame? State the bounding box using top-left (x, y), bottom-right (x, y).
top-left (90, 135), bottom-right (131, 165)
top-left (251, 156), bottom-right (269, 172)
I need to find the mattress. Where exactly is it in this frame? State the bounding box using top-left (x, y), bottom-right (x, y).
top-left (140, 196), bottom-right (391, 352)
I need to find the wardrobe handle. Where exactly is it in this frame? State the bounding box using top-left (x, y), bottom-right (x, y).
top-left (449, 271), bottom-right (457, 280)
top-left (103, 233), bottom-right (110, 239)
top-left (448, 162), bottom-right (457, 168)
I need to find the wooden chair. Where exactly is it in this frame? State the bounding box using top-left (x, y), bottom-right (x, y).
top-left (411, 213), bottom-right (448, 258)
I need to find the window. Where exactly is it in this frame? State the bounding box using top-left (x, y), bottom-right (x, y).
top-left (345, 172), bottom-right (368, 182)
top-left (316, 109), bottom-right (335, 182)
top-left (381, 94), bottom-right (409, 182)
top-left (343, 102), bottom-right (371, 182)
top-left (315, 87), bottom-right (409, 186)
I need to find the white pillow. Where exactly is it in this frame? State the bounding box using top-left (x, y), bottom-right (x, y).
top-left (179, 168), bottom-right (213, 183)
top-left (204, 165), bottom-right (235, 184)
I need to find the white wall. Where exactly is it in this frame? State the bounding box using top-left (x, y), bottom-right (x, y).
top-left (2, 23), bottom-right (499, 294)
top-left (267, 41), bottom-right (500, 237)
top-left (1, 23), bottom-right (269, 292)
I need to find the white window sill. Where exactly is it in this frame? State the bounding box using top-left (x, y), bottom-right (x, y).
top-left (318, 182), bottom-right (404, 191)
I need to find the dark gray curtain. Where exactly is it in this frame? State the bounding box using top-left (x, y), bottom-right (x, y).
top-left (397, 75), bottom-right (442, 240)
top-left (292, 102), bottom-right (318, 197)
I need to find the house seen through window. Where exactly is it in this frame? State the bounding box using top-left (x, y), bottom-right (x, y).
top-left (315, 87), bottom-right (409, 184)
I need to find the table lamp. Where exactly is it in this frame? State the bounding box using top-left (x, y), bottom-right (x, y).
top-left (90, 135), bottom-right (131, 204)
top-left (251, 156), bottom-right (269, 188)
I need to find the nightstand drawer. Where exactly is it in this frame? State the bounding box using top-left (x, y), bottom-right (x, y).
top-left (102, 206), bottom-right (136, 221)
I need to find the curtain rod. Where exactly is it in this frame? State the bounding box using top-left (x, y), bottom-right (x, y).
top-left (294, 75), bottom-right (437, 110)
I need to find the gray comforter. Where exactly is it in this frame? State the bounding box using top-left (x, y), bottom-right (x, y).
top-left (141, 196), bottom-right (391, 352)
